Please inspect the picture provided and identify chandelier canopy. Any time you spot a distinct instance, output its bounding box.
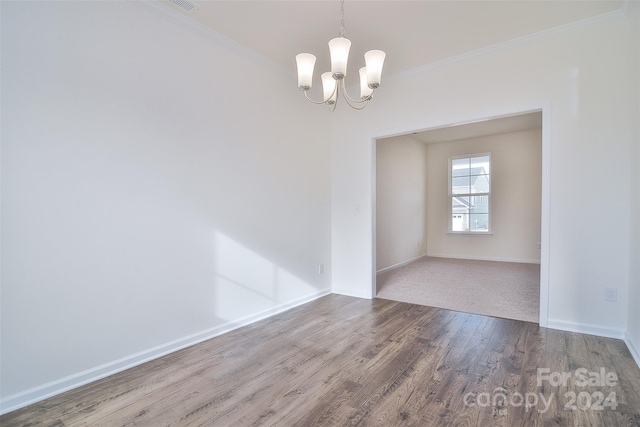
[296,0,386,111]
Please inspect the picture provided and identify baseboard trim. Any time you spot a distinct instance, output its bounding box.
[0,289,331,416]
[624,334,640,370]
[332,287,373,299]
[427,253,541,264]
[376,254,428,275]
[547,319,626,340]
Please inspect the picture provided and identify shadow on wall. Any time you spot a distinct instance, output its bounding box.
[212,231,320,322]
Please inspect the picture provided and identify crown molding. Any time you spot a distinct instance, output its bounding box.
[129,0,631,86]
[386,0,632,83]
[127,0,293,78]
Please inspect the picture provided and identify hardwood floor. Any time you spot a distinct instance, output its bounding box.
[2,295,639,426]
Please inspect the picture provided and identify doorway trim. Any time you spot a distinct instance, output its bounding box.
[370,103,551,327]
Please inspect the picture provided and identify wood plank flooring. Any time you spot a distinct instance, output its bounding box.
[2,295,639,426]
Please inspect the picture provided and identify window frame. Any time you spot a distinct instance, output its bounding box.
[448,153,492,235]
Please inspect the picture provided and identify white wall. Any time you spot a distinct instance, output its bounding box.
[2,1,638,415]
[0,1,331,411]
[331,5,637,337]
[627,2,640,366]
[375,136,428,271]
[426,129,542,263]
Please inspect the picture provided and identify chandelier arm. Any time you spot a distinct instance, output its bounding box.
[331,79,339,104]
[339,80,371,110]
[303,90,330,105]
[339,79,373,105]
[343,96,369,110]
[342,95,369,110]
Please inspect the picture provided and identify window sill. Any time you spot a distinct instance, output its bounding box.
[447,232,493,236]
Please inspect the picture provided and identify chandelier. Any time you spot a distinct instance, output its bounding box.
[295,0,386,111]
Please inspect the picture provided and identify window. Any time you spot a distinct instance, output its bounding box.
[449,154,490,233]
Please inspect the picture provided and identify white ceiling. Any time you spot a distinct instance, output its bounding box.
[161,0,622,80]
[158,0,616,141]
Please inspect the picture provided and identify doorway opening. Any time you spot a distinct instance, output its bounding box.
[372,109,549,324]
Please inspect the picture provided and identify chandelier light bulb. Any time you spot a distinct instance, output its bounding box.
[296,53,316,90]
[359,67,373,99]
[364,50,386,88]
[322,72,337,104]
[328,37,351,79]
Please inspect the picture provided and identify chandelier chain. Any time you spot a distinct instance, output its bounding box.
[339,0,346,37]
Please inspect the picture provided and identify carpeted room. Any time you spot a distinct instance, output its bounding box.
[375,113,542,323]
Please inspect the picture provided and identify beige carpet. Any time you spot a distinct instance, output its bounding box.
[376,256,540,323]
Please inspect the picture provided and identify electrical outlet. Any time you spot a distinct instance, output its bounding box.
[319,264,325,275]
[605,287,617,302]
